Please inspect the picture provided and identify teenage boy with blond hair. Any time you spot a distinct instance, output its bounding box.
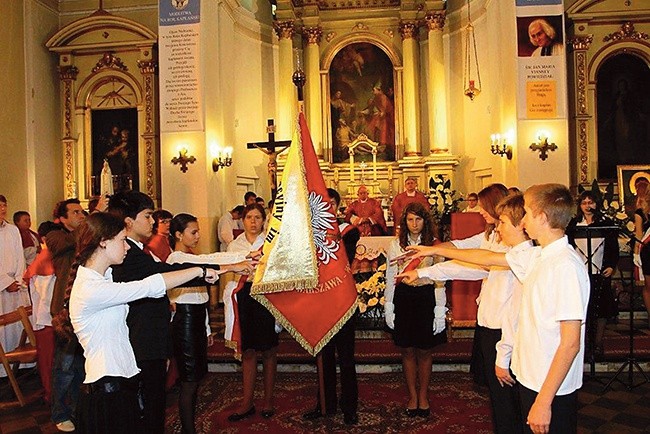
[400,184,589,434]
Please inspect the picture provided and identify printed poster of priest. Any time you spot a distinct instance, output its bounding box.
[516,15,564,58]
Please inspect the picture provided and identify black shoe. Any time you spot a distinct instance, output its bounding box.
[405,408,418,418]
[261,408,275,419]
[344,413,358,425]
[227,406,255,422]
[302,409,323,420]
[417,407,430,418]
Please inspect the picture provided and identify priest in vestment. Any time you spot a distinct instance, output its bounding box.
[344,185,387,236]
[390,177,430,231]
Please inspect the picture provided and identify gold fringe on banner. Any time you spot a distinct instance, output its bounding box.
[251,122,319,295]
[254,293,359,356]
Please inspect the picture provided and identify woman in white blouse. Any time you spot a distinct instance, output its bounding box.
[226,203,279,421]
[384,202,444,418]
[66,213,219,434]
[166,213,250,434]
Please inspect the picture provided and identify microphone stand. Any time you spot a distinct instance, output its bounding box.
[602,228,649,391]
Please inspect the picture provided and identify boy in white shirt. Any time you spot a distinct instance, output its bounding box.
[401,184,589,434]
[400,193,532,433]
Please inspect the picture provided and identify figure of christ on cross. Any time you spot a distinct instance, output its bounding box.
[247,119,291,201]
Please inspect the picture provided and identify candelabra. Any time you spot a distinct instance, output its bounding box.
[490,133,513,160]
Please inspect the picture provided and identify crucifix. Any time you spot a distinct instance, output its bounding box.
[247,119,291,201]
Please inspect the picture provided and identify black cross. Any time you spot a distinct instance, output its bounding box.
[247,119,291,201]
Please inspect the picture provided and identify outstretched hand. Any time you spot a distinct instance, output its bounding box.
[224,260,255,275]
[395,270,419,285]
[204,268,220,284]
[404,245,439,259]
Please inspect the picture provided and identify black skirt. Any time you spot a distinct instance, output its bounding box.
[641,242,650,276]
[392,282,447,349]
[171,303,208,382]
[238,282,279,352]
[76,376,142,434]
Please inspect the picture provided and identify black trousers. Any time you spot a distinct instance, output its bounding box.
[519,384,577,434]
[138,359,167,434]
[475,326,523,434]
[315,314,358,416]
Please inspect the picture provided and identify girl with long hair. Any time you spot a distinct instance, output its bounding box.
[226,203,279,421]
[384,202,445,417]
[166,213,250,434]
[634,188,650,328]
[566,190,619,355]
[395,184,526,434]
[63,213,219,434]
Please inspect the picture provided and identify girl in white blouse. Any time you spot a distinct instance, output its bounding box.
[66,213,219,434]
[166,213,250,434]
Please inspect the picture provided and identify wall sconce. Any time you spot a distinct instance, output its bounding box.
[171,147,196,173]
[490,133,513,160]
[530,131,557,161]
[212,146,233,172]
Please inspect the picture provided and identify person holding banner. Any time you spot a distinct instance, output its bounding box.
[303,188,361,425]
[226,203,279,422]
[384,202,445,418]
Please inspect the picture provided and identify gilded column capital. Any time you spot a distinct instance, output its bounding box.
[274,20,295,40]
[568,35,593,51]
[137,59,157,74]
[424,11,446,31]
[58,65,79,80]
[303,26,323,45]
[604,21,649,42]
[399,21,419,40]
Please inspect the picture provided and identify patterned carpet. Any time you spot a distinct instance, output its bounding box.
[164,372,493,434]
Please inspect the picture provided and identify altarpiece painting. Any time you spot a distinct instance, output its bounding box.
[329,42,396,164]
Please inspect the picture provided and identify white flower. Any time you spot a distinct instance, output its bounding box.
[611,201,619,210]
[616,211,628,221]
[436,184,444,191]
[445,197,453,205]
[603,200,609,209]
[627,221,636,232]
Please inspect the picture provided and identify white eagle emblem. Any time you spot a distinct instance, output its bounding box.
[309,191,339,264]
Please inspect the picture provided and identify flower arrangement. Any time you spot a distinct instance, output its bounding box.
[356,263,386,314]
[428,175,464,240]
[579,179,635,236]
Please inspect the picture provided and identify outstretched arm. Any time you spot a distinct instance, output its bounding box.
[406,245,509,268]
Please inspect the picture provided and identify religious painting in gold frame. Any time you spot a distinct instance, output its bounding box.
[617,165,650,215]
[328,42,396,164]
[90,108,139,196]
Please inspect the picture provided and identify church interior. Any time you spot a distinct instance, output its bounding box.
[2,0,650,432]
[2,0,648,251]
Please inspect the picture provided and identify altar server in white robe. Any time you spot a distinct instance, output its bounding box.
[0,195,30,376]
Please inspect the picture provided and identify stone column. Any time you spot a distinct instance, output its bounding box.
[567,35,593,184]
[274,20,296,141]
[424,11,449,154]
[399,21,420,157]
[303,26,323,158]
[137,56,158,199]
[58,64,79,198]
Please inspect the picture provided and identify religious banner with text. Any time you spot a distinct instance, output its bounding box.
[515,0,567,119]
[159,0,203,131]
[251,113,358,356]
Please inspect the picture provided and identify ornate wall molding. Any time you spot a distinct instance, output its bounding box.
[603,22,649,42]
[91,52,128,73]
[579,120,588,183]
[576,51,588,116]
[399,21,419,40]
[58,65,79,80]
[63,139,75,198]
[274,20,295,40]
[568,34,593,51]
[137,59,157,75]
[303,26,323,45]
[62,80,74,139]
[424,11,446,31]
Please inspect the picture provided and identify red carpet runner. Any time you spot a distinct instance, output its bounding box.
[165,372,493,433]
